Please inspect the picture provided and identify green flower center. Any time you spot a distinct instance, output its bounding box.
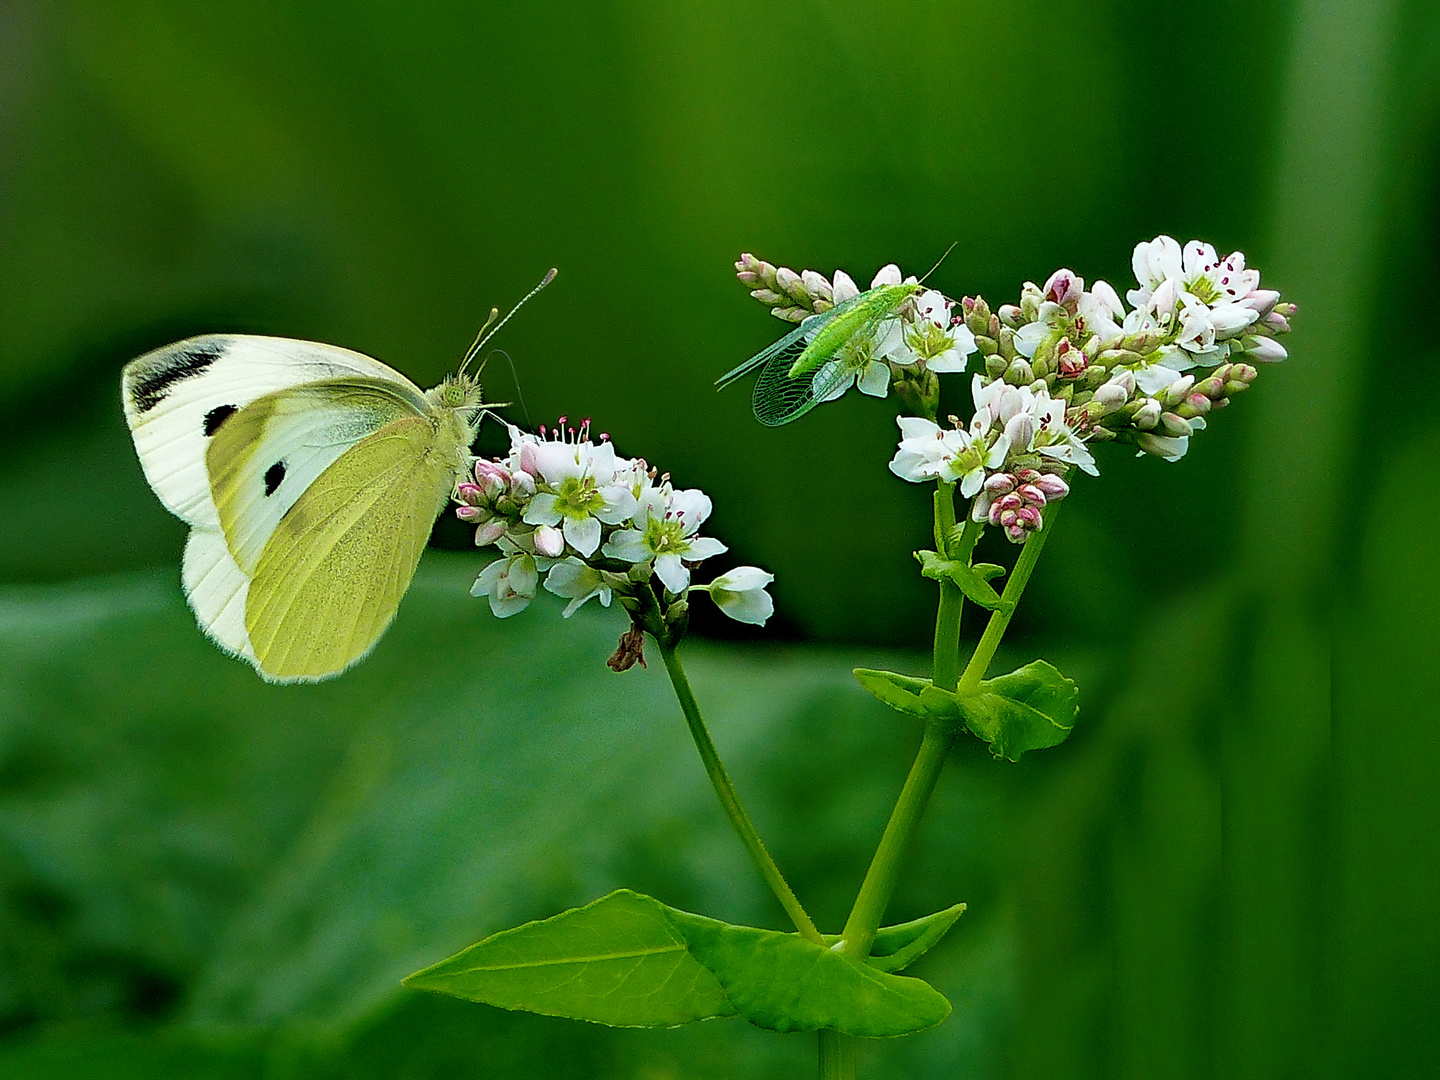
[555,476,604,519]
[1185,275,1220,304]
[643,516,687,554]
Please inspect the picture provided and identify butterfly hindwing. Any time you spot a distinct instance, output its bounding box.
[181,526,256,663]
[242,416,454,682]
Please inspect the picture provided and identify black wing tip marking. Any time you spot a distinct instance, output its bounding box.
[129,338,231,414]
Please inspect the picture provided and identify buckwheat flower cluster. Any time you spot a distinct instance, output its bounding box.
[455,420,774,631]
[874,234,1294,540]
[889,375,1092,541]
[985,235,1293,463]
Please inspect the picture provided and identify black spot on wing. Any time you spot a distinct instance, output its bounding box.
[203,404,238,436]
[130,339,229,413]
[264,461,286,496]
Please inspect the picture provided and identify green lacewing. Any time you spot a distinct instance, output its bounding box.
[717,282,921,426]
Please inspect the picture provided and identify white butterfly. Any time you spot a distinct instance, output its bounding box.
[121,273,551,684]
[121,333,485,683]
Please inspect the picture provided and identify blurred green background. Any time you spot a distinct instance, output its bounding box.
[1,0,1437,1076]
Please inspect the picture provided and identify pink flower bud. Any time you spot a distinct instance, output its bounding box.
[1262,311,1291,334]
[510,471,536,499]
[1016,506,1043,528]
[1094,382,1128,410]
[1133,399,1161,429]
[1006,524,1028,543]
[996,493,1024,513]
[1013,468,1041,483]
[518,442,540,477]
[997,304,1023,328]
[1159,412,1193,437]
[984,473,1017,496]
[801,269,833,302]
[456,505,485,522]
[1240,288,1281,317]
[456,482,484,505]
[774,266,805,301]
[1245,336,1288,362]
[534,525,565,558]
[1033,474,1070,500]
[1004,413,1036,450]
[1017,483,1047,504]
[474,521,506,546]
[1043,268,1083,308]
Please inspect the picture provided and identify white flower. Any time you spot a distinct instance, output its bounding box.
[470,552,539,618]
[699,566,775,626]
[1126,236,1260,359]
[882,289,977,373]
[888,415,1006,497]
[602,486,728,593]
[543,557,616,617]
[971,376,1097,476]
[1076,280,1126,347]
[1136,432,1190,461]
[1128,235,1184,306]
[522,435,639,557]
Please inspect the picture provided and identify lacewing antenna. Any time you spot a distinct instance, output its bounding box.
[919,242,958,283]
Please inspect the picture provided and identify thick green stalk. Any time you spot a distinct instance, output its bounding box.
[839,499,1063,962]
[658,642,823,944]
[838,484,966,960]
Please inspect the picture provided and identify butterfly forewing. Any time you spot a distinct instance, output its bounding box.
[243,416,453,682]
[122,335,427,530]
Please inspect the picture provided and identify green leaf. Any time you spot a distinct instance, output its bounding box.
[408,889,951,1037]
[955,659,1079,761]
[403,890,734,1028]
[853,668,929,718]
[914,550,1010,611]
[664,909,951,1037]
[866,903,968,973]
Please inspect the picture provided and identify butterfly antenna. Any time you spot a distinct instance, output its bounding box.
[458,267,558,377]
[458,307,501,375]
[919,241,959,283]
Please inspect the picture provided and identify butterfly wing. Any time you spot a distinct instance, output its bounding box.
[122,336,455,682]
[239,415,456,682]
[122,334,426,531]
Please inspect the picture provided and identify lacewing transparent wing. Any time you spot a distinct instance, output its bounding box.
[717,285,918,427]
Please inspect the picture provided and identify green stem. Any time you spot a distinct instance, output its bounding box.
[658,642,823,944]
[818,1029,856,1080]
[955,500,1062,696]
[838,499,1064,962]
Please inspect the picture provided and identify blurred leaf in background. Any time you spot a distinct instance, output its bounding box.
[0,0,1438,1078]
